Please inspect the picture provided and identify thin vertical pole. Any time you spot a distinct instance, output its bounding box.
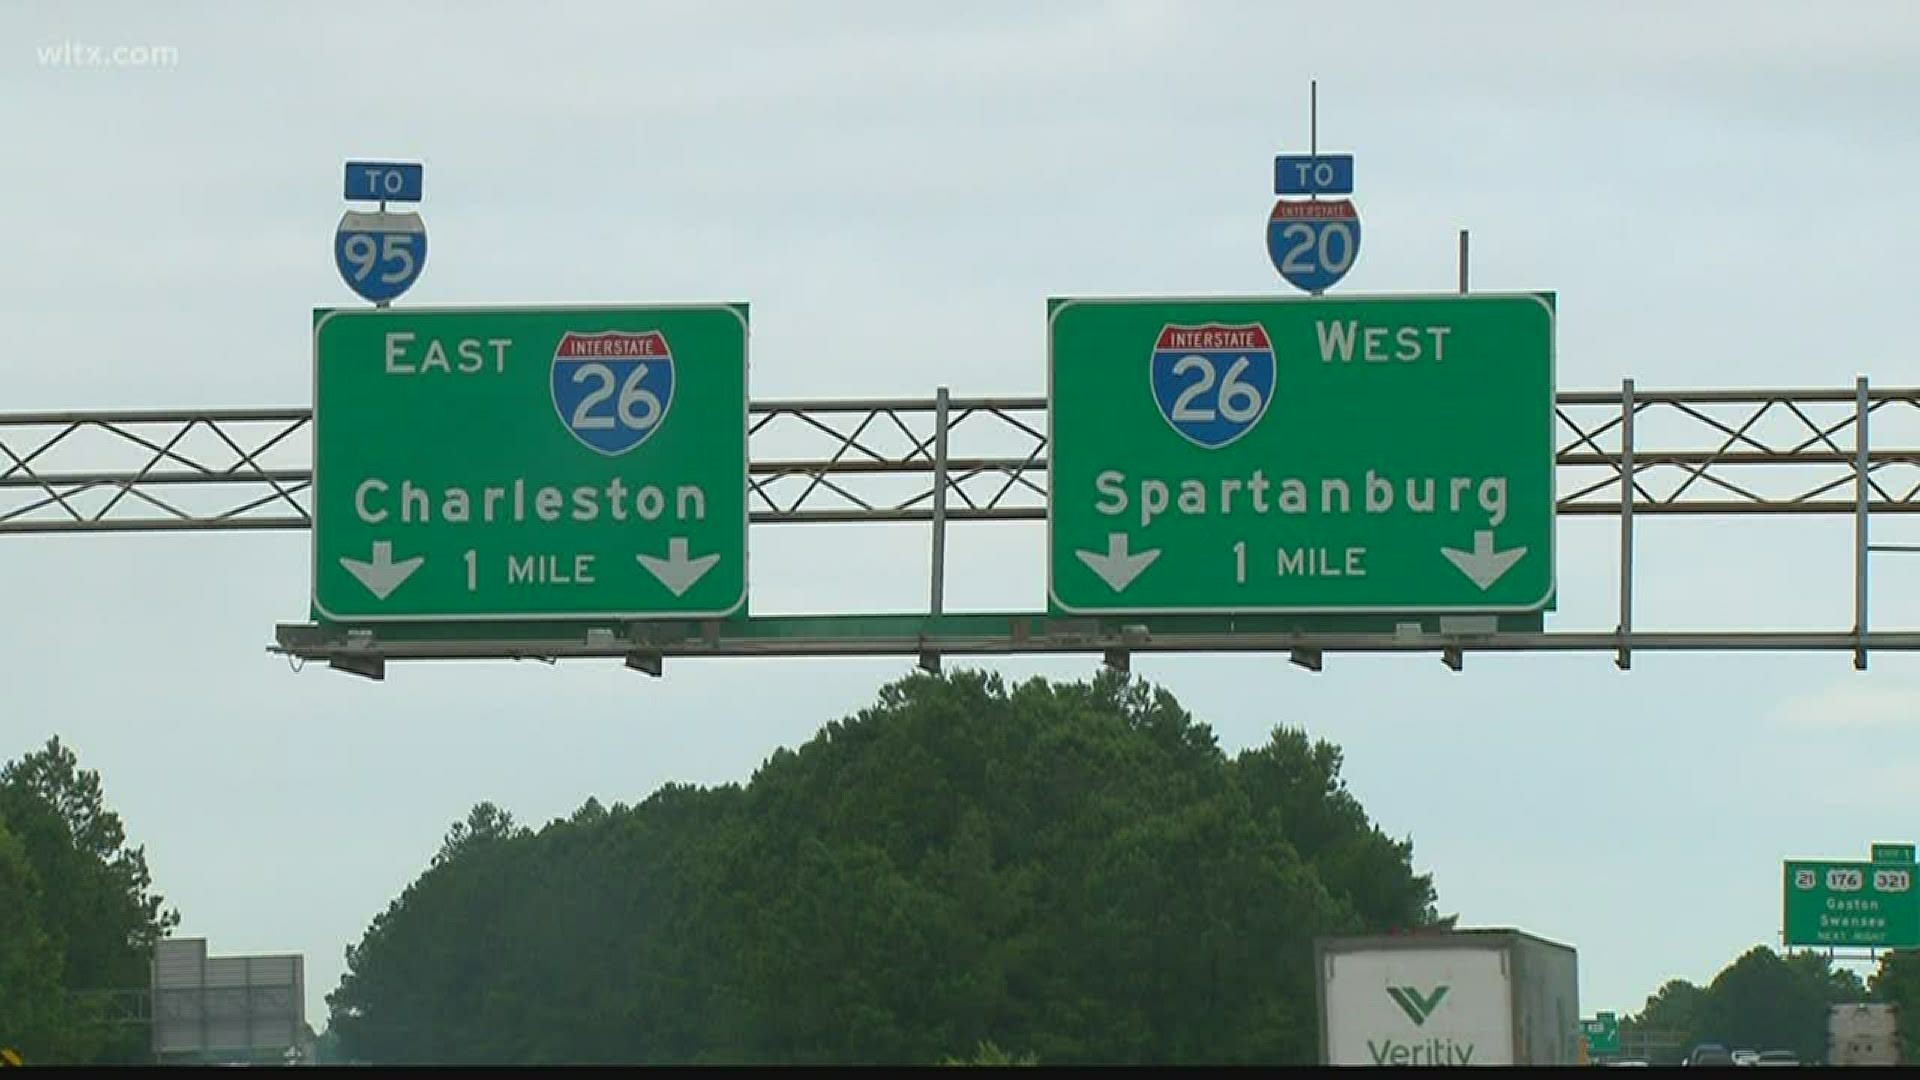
[1308,80,1322,297]
[1457,229,1469,293]
[1617,378,1635,671]
[929,385,951,618]
[1855,375,1870,671]
[1310,79,1317,159]
[918,387,951,675]
[374,199,391,310]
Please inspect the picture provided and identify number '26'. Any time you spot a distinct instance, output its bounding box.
[1168,354,1266,424]
[568,363,662,432]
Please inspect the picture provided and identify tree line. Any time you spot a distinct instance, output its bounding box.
[13,670,1916,1066]
[1620,944,1919,1063]
[0,737,177,1063]
[324,670,1448,1064]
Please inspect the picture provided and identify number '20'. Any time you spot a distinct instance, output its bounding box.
[1276,222,1357,276]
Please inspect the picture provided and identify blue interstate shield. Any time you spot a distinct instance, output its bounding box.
[333,209,428,304]
[1266,198,1361,294]
[551,330,676,455]
[1149,323,1276,449]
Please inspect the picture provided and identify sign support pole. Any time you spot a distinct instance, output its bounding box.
[1437,226,1473,676]
[921,386,951,674]
[1308,80,1323,297]
[374,197,390,310]
[1618,378,1636,670]
[1855,375,1871,670]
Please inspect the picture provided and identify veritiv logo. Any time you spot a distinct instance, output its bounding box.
[1386,985,1450,1025]
[1370,983,1473,1065]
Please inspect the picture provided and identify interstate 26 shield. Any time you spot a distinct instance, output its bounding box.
[1148,322,1275,449]
[550,330,676,455]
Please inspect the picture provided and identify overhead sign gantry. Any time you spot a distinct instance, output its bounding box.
[10,121,1912,680]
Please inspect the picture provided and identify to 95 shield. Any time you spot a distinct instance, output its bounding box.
[1149,323,1275,449]
[551,330,675,455]
[334,209,428,305]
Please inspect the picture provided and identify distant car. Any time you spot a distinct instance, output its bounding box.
[1731,1049,1760,1066]
[1606,1059,1651,1067]
[1689,1043,1735,1066]
[1753,1049,1800,1067]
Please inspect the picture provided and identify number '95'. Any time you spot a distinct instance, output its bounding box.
[340,232,418,284]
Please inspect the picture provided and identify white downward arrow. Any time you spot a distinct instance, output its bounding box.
[1075,532,1160,593]
[339,540,425,600]
[637,537,721,597]
[1440,530,1529,590]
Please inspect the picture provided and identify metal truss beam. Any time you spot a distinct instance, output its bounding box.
[271,612,1920,681]
[6,383,1920,533]
[8,383,1916,672]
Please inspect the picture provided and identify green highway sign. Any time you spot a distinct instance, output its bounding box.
[312,304,748,622]
[1783,859,1920,949]
[1580,1013,1620,1055]
[1047,293,1555,614]
[1872,843,1916,864]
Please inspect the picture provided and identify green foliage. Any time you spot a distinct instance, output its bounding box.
[0,812,84,1061]
[1619,977,1707,1060]
[311,1024,348,1065]
[0,736,179,1063]
[1869,949,1920,1060]
[329,670,1443,1064]
[1622,946,1871,1063]
[1701,947,1855,1061]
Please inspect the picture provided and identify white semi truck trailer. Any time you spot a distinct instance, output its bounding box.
[1315,928,1580,1066]
[1829,1002,1901,1066]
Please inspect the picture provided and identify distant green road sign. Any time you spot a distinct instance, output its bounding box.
[1872,843,1916,864]
[1580,1013,1620,1054]
[1047,293,1555,614]
[312,304,748,622]
[1784,859,1920,948]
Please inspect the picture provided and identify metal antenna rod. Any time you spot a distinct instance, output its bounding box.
[1309,79,1318,170]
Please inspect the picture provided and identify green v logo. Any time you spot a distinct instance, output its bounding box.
[1386,985,1450,1025]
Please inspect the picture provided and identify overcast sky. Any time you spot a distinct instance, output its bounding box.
[5,0,1920,1039]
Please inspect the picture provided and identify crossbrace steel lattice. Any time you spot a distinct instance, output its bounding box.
[4,380,1919,675]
